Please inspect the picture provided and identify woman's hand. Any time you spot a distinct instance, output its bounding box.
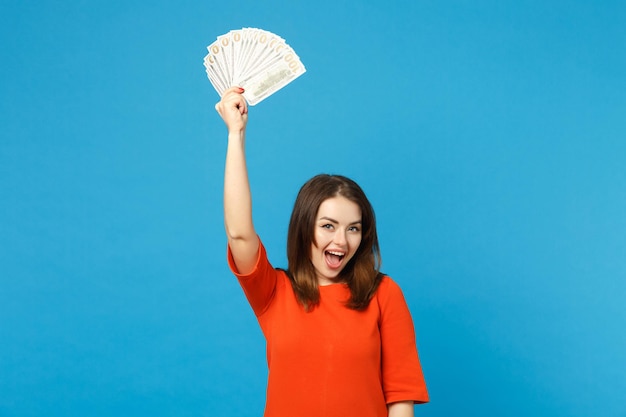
[215,86,248,133]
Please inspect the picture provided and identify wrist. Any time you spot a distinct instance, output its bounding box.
[227,129,246,142]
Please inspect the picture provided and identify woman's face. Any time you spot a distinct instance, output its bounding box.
[310,196,362,286]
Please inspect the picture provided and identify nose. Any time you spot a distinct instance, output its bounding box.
[333,230,347,246]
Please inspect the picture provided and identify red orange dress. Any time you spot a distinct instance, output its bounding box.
[228,241,429,417]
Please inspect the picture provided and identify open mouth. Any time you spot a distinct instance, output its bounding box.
[325,250,345,268]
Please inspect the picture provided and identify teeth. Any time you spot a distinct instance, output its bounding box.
[328,251,345,257]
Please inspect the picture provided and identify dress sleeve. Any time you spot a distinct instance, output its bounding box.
[377,277,430,404]
[227,239,277,317]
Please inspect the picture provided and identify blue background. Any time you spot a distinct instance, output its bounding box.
[1,1,625,416]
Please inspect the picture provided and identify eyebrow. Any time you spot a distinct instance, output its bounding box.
[318,216,362,225]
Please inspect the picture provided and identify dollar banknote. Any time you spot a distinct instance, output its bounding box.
[204,28,306,105]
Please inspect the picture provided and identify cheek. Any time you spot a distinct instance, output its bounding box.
[350,235,363,252]
[312,229,322,248]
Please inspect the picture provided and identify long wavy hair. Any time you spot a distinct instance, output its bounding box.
[285,174,383,311]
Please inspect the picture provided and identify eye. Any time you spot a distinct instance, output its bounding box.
[348,225,361,232]
[321,223,334,230]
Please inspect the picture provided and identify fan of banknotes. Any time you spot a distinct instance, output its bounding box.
[203,28,306,105]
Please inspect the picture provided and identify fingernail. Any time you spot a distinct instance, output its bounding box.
[238,87,245,92]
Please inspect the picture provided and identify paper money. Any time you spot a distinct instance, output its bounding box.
[204,28,306,105]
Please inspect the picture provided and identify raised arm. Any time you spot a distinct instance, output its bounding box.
[216,87,259,274]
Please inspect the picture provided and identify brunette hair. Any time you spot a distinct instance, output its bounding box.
[286,174,383,311]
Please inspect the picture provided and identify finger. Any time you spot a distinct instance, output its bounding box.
[238,97,248,115]
[222,86,245,97]
[222,92,246,114]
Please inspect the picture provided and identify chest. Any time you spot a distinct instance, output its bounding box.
[260,284,382,367]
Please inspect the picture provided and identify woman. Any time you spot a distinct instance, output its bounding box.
[216,87,429,417]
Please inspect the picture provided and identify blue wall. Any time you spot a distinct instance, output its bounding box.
[1,1,625,416]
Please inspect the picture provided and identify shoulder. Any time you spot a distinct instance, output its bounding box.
[373,275,413,321]
[229,238,291,316]
[376,275,406,301]
[228,238,273,279]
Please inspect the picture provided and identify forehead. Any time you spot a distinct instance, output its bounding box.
[316,196,361,221]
